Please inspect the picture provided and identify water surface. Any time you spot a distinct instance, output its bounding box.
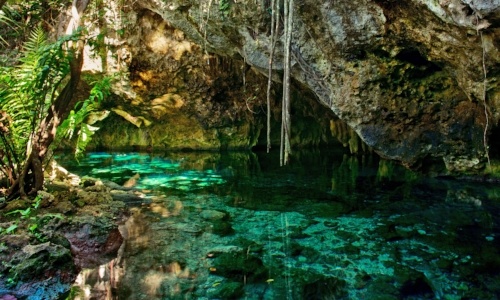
[58,150,500,299]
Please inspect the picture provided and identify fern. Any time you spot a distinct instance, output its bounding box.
[0,5,17,46]
[0,27,76,187]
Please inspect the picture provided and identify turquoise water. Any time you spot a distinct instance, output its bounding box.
[58,150,500,299]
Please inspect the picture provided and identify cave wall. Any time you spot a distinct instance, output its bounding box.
[112,0,499,172]
[86,7,341,151]
[84,0,500,172]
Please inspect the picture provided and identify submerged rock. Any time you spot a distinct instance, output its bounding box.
[200,209,227,221]
[302,277,348,300]
[211,250,267,282]
[207,281,244,299]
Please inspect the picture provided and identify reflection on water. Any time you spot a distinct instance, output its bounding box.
[58,150,500,299]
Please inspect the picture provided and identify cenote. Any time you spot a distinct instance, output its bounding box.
[56,149,500,299]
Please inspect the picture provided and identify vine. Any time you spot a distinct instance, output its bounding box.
[476,14,490,168]
[280,0,293,166]
[265,0,294,165]
[266,0,280,153]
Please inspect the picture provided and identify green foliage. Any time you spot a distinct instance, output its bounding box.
[0,28,69,158]
[0,195,62,242]
[5,272,18,287]
[0,27,81,189]
[65,286,84,300]
[57,76,114,160]
[0,1,61,49]
[219,0,231,19]
[5,195,41,219]
[5,223,18,234]
[0,5,18,46]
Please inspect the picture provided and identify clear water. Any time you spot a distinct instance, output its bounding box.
[57,150,500,299]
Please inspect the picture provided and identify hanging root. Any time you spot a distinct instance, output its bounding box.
[477,15,490,168]
[266,0,279,153]
[280,0,293,166]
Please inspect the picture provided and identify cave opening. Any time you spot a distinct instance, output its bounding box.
[395,48,442,78]
[488,126,500,158]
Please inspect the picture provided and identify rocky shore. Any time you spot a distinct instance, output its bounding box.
[0,168,143,299]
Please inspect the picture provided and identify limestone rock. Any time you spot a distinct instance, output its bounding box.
[75,0,500,172]
[119,0,500,171]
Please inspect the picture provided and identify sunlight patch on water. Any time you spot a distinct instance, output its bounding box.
[59,151,500,299]
[138,172,225,190]
[71,152,227,191]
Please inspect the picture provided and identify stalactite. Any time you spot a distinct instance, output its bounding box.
[329,119,370,154]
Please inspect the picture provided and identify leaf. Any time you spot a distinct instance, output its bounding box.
[40,213,63,220]
[5,207,31,218]
[75,123,99,159]
[32,195,42,209]
[0,26,75,190]
[29,223,38,233]
[5,224,17,234]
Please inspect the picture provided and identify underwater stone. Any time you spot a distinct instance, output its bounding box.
[395,268,435,299]
[210,220,234,236]
[302,277,348,300]
[211,251,267,282]
[200,210,227,221]
[170,223,202,235]
[400,276,435,299]
[207,281,244,299]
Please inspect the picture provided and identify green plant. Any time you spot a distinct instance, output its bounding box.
[27,222,46,242]
[5,207,31,219]
[4,195,41,219]
[0,5,17,46]
[6,272,18,287]
[2,196,62,241]
[0,27,80,197]
[1,0,93,200]
[57,75,114,160]
[65,286,84,300]
[219,0,231,19]
[4,223,18,234]
[29,212,63,242]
